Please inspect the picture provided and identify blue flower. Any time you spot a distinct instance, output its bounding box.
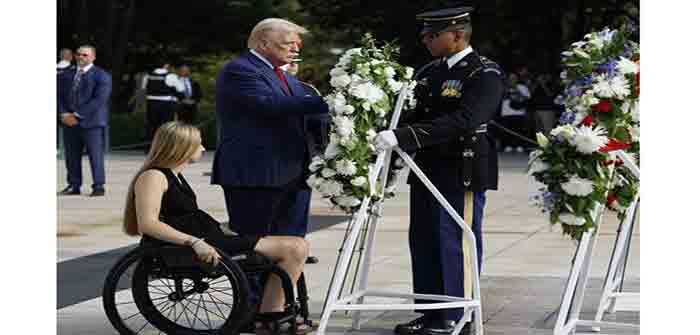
[542,191,557,211]
[559,111,577,125]
[594,60,618,76]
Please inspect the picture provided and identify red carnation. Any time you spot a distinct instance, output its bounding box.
[603,159,624,166]
[593,100,612,113]
[599,138,631,153]
[606,193,617,207]
[581,115,593,126]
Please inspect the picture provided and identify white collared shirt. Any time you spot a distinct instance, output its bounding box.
[250,49,274,69]
[445,46,474,69]
[77,63,93,74]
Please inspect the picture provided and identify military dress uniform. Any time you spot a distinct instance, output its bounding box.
[144,68,184,151]
[392,6,505,335]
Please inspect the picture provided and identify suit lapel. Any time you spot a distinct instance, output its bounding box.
[244,51,292,96]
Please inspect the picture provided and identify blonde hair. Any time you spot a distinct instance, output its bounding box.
[247,18,308,49]
[123,122,202,236]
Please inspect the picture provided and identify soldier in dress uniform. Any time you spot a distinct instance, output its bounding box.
[143,63,185,152]
[374,6,505,335]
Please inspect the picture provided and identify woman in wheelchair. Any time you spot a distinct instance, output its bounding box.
[122,121,312,334]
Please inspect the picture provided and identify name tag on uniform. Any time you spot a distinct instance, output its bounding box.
[441,80,463,98]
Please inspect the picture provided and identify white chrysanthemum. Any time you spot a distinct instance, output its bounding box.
[528,158,550,175]
[573,126,608,154]
[550,124,576,141]
[324,142,340,159]
[631,102,640,123]
[319,180,343,197]
[334,195,361,208]
[559,213,586,226]
[342,105,355,115]
[351,176,367,187]
[321,167,337,178]
[330,74,352,88]
[561,176,595,196]
[384,66,396,79]
[592,75,615,98]
[309,156,325,172]
[617,57,639,75]
[349,82,385,103]
[335,159,358,176]
[610,75,631,98]
[404,67,414,79]
[387,78,403,93]
[333,116,355,138]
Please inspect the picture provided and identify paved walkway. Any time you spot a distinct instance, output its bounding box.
[57,152,639,334]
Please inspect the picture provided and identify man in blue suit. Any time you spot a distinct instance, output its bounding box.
[57,45,112,196]
[212,18,329,237]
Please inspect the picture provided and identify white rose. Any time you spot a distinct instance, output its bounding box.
[333,116,355,138]
[351,176,367,187]
[321,167,337,178]
[319,180,343,197]
[528,158,550,175]
[559,213,586,226]
[561,176,595,197]
[404,67,414,79]
[306,174,322,189]
[343,105,355,114]
[330,74,352,88]
[384,67,396,79]
[308,156,325,172]
[332,93,347,112]
[387,79,403,93]
[329,67,347,77]
[324,142,341,159]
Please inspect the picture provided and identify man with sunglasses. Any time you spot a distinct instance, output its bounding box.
[57,45,112,196]
[374,7,505,335]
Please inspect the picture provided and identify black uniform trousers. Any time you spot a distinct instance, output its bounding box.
[145,100,177,149]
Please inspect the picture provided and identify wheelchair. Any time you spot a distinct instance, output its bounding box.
[102,242,314,334]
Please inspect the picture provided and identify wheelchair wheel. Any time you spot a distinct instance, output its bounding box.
[103,247,165,335]
[131,247,251,335]
[103,247,252,335]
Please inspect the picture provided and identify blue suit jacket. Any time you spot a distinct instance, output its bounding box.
[57,65,112,128]
[212,51,329,187]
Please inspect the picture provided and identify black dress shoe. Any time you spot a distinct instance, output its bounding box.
[58,186,80,196]
[419,320,471,335]
[395,316,430,335]
[90,189,105,197]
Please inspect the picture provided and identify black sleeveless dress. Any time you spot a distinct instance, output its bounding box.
[141,167,259,254]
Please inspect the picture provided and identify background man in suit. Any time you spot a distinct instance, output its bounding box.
[57,48,73,74]
[57,45,112,196]
[212,18,328,238]
[176,64,202,124]
[374,7,504,335]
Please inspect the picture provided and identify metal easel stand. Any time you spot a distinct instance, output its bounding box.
[553,151,640,335]
[316,85,483,335]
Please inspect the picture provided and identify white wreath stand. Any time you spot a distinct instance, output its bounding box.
[316,86,484,335]
[553,151,640,335]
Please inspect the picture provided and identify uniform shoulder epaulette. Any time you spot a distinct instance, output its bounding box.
[413,59,442,80]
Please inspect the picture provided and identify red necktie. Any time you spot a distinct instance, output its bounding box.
[273,66,291,95]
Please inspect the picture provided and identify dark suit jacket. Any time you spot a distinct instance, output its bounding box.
[182,77,203,104]
[211,51,329,187]
[57,65,112,128]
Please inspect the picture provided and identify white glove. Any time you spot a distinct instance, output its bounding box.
[191,238,221,266]
[374,130,398,151]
